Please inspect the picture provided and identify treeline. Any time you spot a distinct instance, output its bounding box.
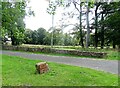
[59,1,120,49]
[0,1,120,49]
[24,28,76,46]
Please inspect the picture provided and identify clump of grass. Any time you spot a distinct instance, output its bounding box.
[105,50,120,60]
[2,55,118,86]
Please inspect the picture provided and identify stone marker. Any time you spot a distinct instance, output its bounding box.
[35,62,49,74]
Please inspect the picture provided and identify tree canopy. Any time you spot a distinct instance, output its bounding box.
[1,0,34,45]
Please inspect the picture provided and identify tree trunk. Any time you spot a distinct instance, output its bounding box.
[113,40,116,49]
[86,2,90,48]
[101,13,104,49]
[79,2,84,48]
[94,3,100,48]
[51,14,54,48]
[11,30,16,45]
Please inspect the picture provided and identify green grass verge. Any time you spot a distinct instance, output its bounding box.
[2,54,118,86]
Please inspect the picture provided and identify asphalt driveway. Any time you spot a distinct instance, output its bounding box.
[1,50,119,75]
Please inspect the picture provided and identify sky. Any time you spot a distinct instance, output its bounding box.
[24,0,65,31]
[24,0,95,33]
[24,0,52,31]
[24,0,79,33]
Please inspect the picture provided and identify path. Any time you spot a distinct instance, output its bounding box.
[1,50,119,74]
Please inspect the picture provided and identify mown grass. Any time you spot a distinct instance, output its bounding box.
[2,54,118,86]
[21,44,116,51]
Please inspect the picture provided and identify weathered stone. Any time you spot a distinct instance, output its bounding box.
[35,62,49,74]
[2,45,107,58]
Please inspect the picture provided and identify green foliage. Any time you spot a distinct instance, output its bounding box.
[47,1,57,15]
[0,27,6,38]
[1,0,120,50]
[43,32,51,45]
[24,28,75,46]
[24,29,33,44]
[37,28,46,45]
[1,1,33,45]
[98,2,120,48]
[53,28,63,45]
[104,12,120,46]
[64,33,73,46]
[25,28,47,45]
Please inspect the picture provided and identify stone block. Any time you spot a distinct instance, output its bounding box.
[35,62,49,74]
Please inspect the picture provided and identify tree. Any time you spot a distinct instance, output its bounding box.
[37,28,46,45]
[2,1,34,45]
[94,2,101,48]
[52,28,62,45]
[71,23,86,46]
[24,29,33,44]
[43,32,51,45]
[99,2,120,49]
[31,30,38,44]
[104,12,120,49]
[72,1,84,47]
[100,12,104,49]
[47,1,57,47]
[64,33,73,46]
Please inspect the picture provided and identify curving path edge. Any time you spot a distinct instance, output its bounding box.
[1,50,119,75]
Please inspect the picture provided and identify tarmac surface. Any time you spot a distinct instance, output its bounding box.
[1,50,119,75]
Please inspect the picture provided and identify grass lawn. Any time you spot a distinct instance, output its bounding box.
[1,54,118,86]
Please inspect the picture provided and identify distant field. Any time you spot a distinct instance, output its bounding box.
[21,44,117,51]
[2,55,118,86]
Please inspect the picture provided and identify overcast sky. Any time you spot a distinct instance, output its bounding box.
[24,0,80,33]
[24,0,63,31]
[24,0,95,33]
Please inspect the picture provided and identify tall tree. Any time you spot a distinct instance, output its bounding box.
[100,12,104,49]
[86,1,90,48]
[47,1,57,47]
[37,28,46,45]
[31,30,38,44]
[2,0,34,45]
[72,1,84,47]
[24,29,33,44]
[104,11,120,49]
[94,2,101,48]
[43,31,51,45]
[99,2,120,49]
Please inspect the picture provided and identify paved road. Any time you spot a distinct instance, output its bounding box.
[1,50,119,75]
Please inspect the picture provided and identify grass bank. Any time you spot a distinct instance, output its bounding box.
[2,54,118,86]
